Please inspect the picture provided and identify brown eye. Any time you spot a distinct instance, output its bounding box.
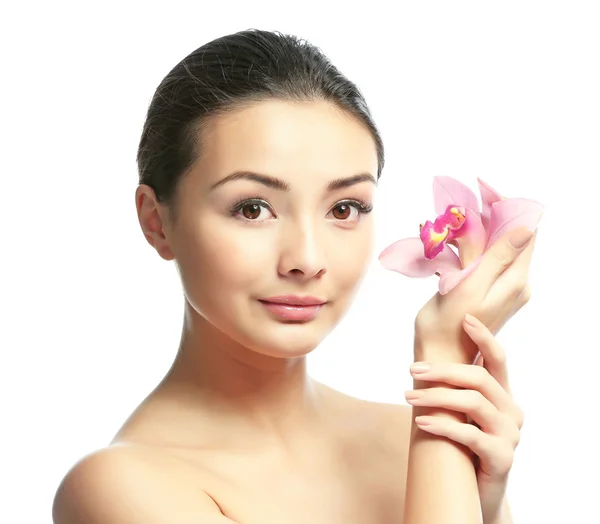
[232,200,275,221]
[332,204,352,220]
[242,203,262,220]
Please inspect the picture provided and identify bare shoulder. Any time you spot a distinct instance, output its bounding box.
[320,380,411,423]
[359,398,413,451]
[52,444,237,524]
[317,381,412,453]
[365,397,413,425]
[330,389,413,497]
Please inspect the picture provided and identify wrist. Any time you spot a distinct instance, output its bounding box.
[413,336,475,364]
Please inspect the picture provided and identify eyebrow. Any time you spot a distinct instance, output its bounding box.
[209,171,377,192]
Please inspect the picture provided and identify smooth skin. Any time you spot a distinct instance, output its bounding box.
[410,316,523,524]
[52,99,536,523]
[405,227,536,524]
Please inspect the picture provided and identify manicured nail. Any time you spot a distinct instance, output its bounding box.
[509,229,534,248]
[410,362,431,374]
[464,313,479,326]
[404,390,423,400]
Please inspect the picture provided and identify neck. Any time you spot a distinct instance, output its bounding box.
[159,299,328,452]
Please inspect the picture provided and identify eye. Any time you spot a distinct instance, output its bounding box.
[230,199,275,222]
[328,200,373,222]
[331,203,358,221]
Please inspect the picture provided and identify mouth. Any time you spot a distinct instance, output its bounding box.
[259,295,326,306]
[258,296,326,322]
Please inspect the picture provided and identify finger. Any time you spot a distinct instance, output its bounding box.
[502,229,538,283]
[487,283,532,335]
[487,230,537,306]
[503,285,532,324]
[414,416,515,478]
[410,361,513,413]
[463,314,511,394]
[405,387,507,435]
[466,227,535,294]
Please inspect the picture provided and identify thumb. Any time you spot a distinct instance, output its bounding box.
[471,227,534,293]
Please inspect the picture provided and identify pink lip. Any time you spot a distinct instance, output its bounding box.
[260,295,326,306]
[259,301,323,321]
[258,296,326,322]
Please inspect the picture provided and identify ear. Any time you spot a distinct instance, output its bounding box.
[135,185,175,261]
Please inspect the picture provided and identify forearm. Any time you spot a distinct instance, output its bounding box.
[403,342,481,524]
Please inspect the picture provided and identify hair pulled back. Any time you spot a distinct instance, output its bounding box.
[137,29,385,224]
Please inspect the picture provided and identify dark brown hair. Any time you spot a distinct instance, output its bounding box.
[137,29,385,224]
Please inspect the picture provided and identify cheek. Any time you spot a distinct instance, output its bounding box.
[177,222,272,297]
[329,227,373,287]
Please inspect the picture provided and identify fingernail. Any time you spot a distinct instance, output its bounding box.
[404,390,423,400]
[415,416,431,426]
[464,313,479,326]
[509,229,534,248]
[410,362,431,374]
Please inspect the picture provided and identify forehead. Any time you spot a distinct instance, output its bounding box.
[196,100,378,184]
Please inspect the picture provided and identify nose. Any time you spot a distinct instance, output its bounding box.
[277,219,327,279]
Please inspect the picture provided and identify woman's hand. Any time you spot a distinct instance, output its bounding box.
[406,314,522,523]
[414,227,537,363]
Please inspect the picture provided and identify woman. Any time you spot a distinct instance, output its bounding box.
[52,29,535,523]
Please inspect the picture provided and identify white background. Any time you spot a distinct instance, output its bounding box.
[2,1,599,522]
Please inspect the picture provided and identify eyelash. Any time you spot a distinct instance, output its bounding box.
[228,196,374,221]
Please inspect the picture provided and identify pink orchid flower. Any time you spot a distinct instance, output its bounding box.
[378,176,544,295]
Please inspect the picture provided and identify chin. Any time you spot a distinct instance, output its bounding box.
[228,303,342,358]
[196,298,346,359]
[243,322,334,358]
[247,300,346,357]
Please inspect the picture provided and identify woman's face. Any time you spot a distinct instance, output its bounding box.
[159,100,378,357]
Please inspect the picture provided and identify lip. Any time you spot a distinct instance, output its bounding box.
[259,301,323,321]
[260,295,326,306]
[258,296,326,322]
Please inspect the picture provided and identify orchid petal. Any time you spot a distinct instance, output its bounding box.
[438,255,483,295]
[486,198,545,249]
[420,220,448,259]
[451,208,487,267]
[379,237,462,278]
[477,178,503,231]
[433,176,480,216]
